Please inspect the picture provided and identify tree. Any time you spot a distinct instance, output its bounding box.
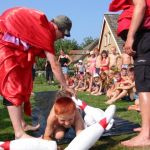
[80,36,96,48]
[36,57,46,71]
[36,37,97,70]
[55,39,82,54]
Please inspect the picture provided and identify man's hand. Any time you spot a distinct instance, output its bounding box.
[63,86,76,97]
[124,37,136,56]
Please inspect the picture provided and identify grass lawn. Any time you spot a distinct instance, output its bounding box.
[0,76,148,150]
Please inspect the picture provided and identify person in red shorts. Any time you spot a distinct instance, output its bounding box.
[109,0,150,147]
[0,7,75,139]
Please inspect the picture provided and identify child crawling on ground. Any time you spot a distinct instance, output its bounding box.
[43,91,85,141]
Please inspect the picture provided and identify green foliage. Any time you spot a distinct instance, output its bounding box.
[35,36,97,70]
[36,58,46,70]
[80,36,97,48]
[55,39,82,54]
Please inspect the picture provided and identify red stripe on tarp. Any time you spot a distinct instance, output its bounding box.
[0,141,10,150]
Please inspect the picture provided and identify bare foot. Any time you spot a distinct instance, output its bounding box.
[93,92,103,96]
[133,127,141,132]
[121,134,150,147]
[128,105,140,111]
[86,89,91,92]
[23,124,40,132]
[105,100,114,105]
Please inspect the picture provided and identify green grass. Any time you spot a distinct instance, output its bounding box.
[0,76,146,150]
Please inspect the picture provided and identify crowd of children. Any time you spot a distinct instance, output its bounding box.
[67,46,138,110]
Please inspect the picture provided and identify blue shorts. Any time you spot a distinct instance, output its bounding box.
[62,67,68,74]
[121,64,129,69]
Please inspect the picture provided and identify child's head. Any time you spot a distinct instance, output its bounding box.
[121,68,127,76]
[111,46,116,54]
[100,71,107,80]
[54,96,76,128]
[94,47,99,55]
[128,67,135,80]
[93,73,100,82]
[108,70,114,77]
[78,60,83,65]
[85,72,91,79]
[114,71,121,82]
[101,50,108,58]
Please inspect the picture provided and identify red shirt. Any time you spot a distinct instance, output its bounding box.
[0,7,56,55]
[0,7,57,115]
[109,0,150,35]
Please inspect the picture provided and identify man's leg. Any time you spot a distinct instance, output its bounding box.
[121,92,150,147]
[7,105,34,139]
[21,120,40,132]
[138,92,150,137]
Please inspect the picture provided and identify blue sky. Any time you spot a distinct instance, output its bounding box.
[0,0,112,44]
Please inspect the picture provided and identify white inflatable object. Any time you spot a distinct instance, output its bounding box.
[72,97,104,120]
[0,138,57,150]
[65,105,116,150]
[105,118,115,131]
[72,96,115,130]
[84,114,95,127]
[84,108,104,127]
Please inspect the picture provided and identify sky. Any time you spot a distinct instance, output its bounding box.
[0,0,112,44]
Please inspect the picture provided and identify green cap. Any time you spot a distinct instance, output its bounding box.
[53,15,72,37]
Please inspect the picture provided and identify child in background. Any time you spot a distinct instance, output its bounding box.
[109,46,119,69]
[43,94,84,141]
[105,71,125,104]
[116,56,122,71]
[74,75,85,91]
[68,75,75,88]
[99,50,110,74]
[76,60,85,78]
[120,50,134,69]
[106,69,135,104]
[70,75,80,89]
[106,70,115,99]
[100,71,108,94]
[88,51,96,75]
[91,73,103,96]
[120,68,128,80]
[78,72,91,92]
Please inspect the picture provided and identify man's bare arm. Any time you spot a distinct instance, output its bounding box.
[124,0,146,55]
